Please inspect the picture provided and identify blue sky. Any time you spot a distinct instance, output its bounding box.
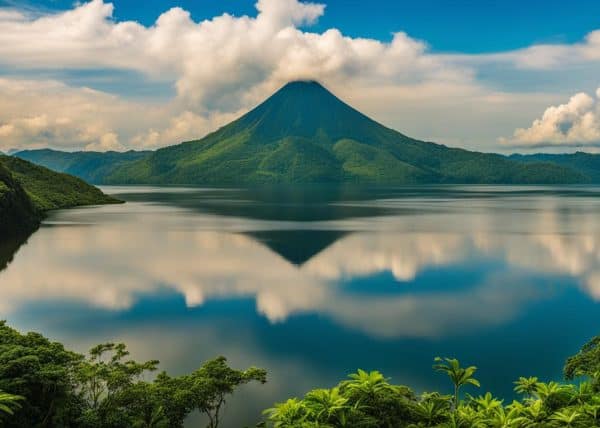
[6,0,600,52]
[0,0,599,153]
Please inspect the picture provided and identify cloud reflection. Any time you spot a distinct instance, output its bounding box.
[1,200,599,340]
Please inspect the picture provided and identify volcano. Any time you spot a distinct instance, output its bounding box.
[101,80,584,184]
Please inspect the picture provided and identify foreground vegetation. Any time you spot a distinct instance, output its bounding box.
[0,321,266,428]
[263,352,600,428]
[2,321,600,427]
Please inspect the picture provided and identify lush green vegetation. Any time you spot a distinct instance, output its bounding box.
[0,321,266,428]
[14,149,152,184]
[263,345,600,428]
[510,152,600,183]
[102,81,589,185]
[3,321,600,427]
[0,161,41,235]
[0,155,120,211]
[0,155,120,236]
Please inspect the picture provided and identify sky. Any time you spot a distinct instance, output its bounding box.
[1,0,600,153]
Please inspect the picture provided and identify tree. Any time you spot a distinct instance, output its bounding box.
[75,342,161,428]
[564,334,600,389]
[0,322,268,428]
[179,356,267,428]
[0,320,85,427]
[433,357,480,410]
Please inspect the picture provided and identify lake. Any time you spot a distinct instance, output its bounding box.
[2,185,600,427]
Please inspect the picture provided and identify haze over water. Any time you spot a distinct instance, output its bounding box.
[2,185,600,427]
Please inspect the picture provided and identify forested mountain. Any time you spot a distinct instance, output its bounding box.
[510,152,600,183]
[13,81,598,185]
[103,81,588,185]
[14,149,151,184]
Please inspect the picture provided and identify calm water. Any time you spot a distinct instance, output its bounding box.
[2,185,600,426]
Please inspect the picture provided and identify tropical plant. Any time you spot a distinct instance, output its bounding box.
[513,376,539,400]
[263,398,309,427]
[433,357,481,410]
[549,408,583,427]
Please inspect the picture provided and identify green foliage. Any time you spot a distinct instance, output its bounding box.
[433,357,480,410]
[511,152,600,182]
[264,345,600,428]
[0,322,267,428]
[6,321,600,427]
[159,356,267,428]
[0,155,119,235]
[564,334,600,389]
[0,320,85,427]
[0,155,120,211]
[0,161,40,235]
[0,390,24,416]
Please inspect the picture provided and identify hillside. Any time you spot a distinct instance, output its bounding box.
[0,155,121,235]
[103,81,586,185]
[14,149,151,184]
[510,152,600,182]
[0,155,120,211]
[0,161,40,236]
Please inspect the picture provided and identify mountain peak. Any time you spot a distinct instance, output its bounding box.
[230,79,385,144]
[280,79,326,88]
[273,79,334,99]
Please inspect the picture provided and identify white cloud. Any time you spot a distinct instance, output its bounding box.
[0,0,479,151]
[0,0,600,152]
[0,78,127,151]
[500,88,600,147]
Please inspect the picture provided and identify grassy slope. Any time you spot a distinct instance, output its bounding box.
[14,149,152,184]
[106,82,587,185]
[0,155,120,212]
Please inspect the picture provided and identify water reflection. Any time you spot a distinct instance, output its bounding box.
[1,212,599,334]
[2,186,600,426]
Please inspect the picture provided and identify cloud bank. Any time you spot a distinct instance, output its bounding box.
[0,0,600,152]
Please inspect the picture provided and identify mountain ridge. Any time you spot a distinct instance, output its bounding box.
[104,81,586,185]
[13,81,600,185]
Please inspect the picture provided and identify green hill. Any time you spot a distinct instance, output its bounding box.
[510,152,600,182]
[103,80,586,185]
[13,149,151,184]
[0,155,120,235]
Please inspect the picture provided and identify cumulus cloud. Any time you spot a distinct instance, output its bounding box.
[500,88,600,147]
[0,0,478,151]
[1,0,600,151]
[0,77,240,152]
[0,78,127,151]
